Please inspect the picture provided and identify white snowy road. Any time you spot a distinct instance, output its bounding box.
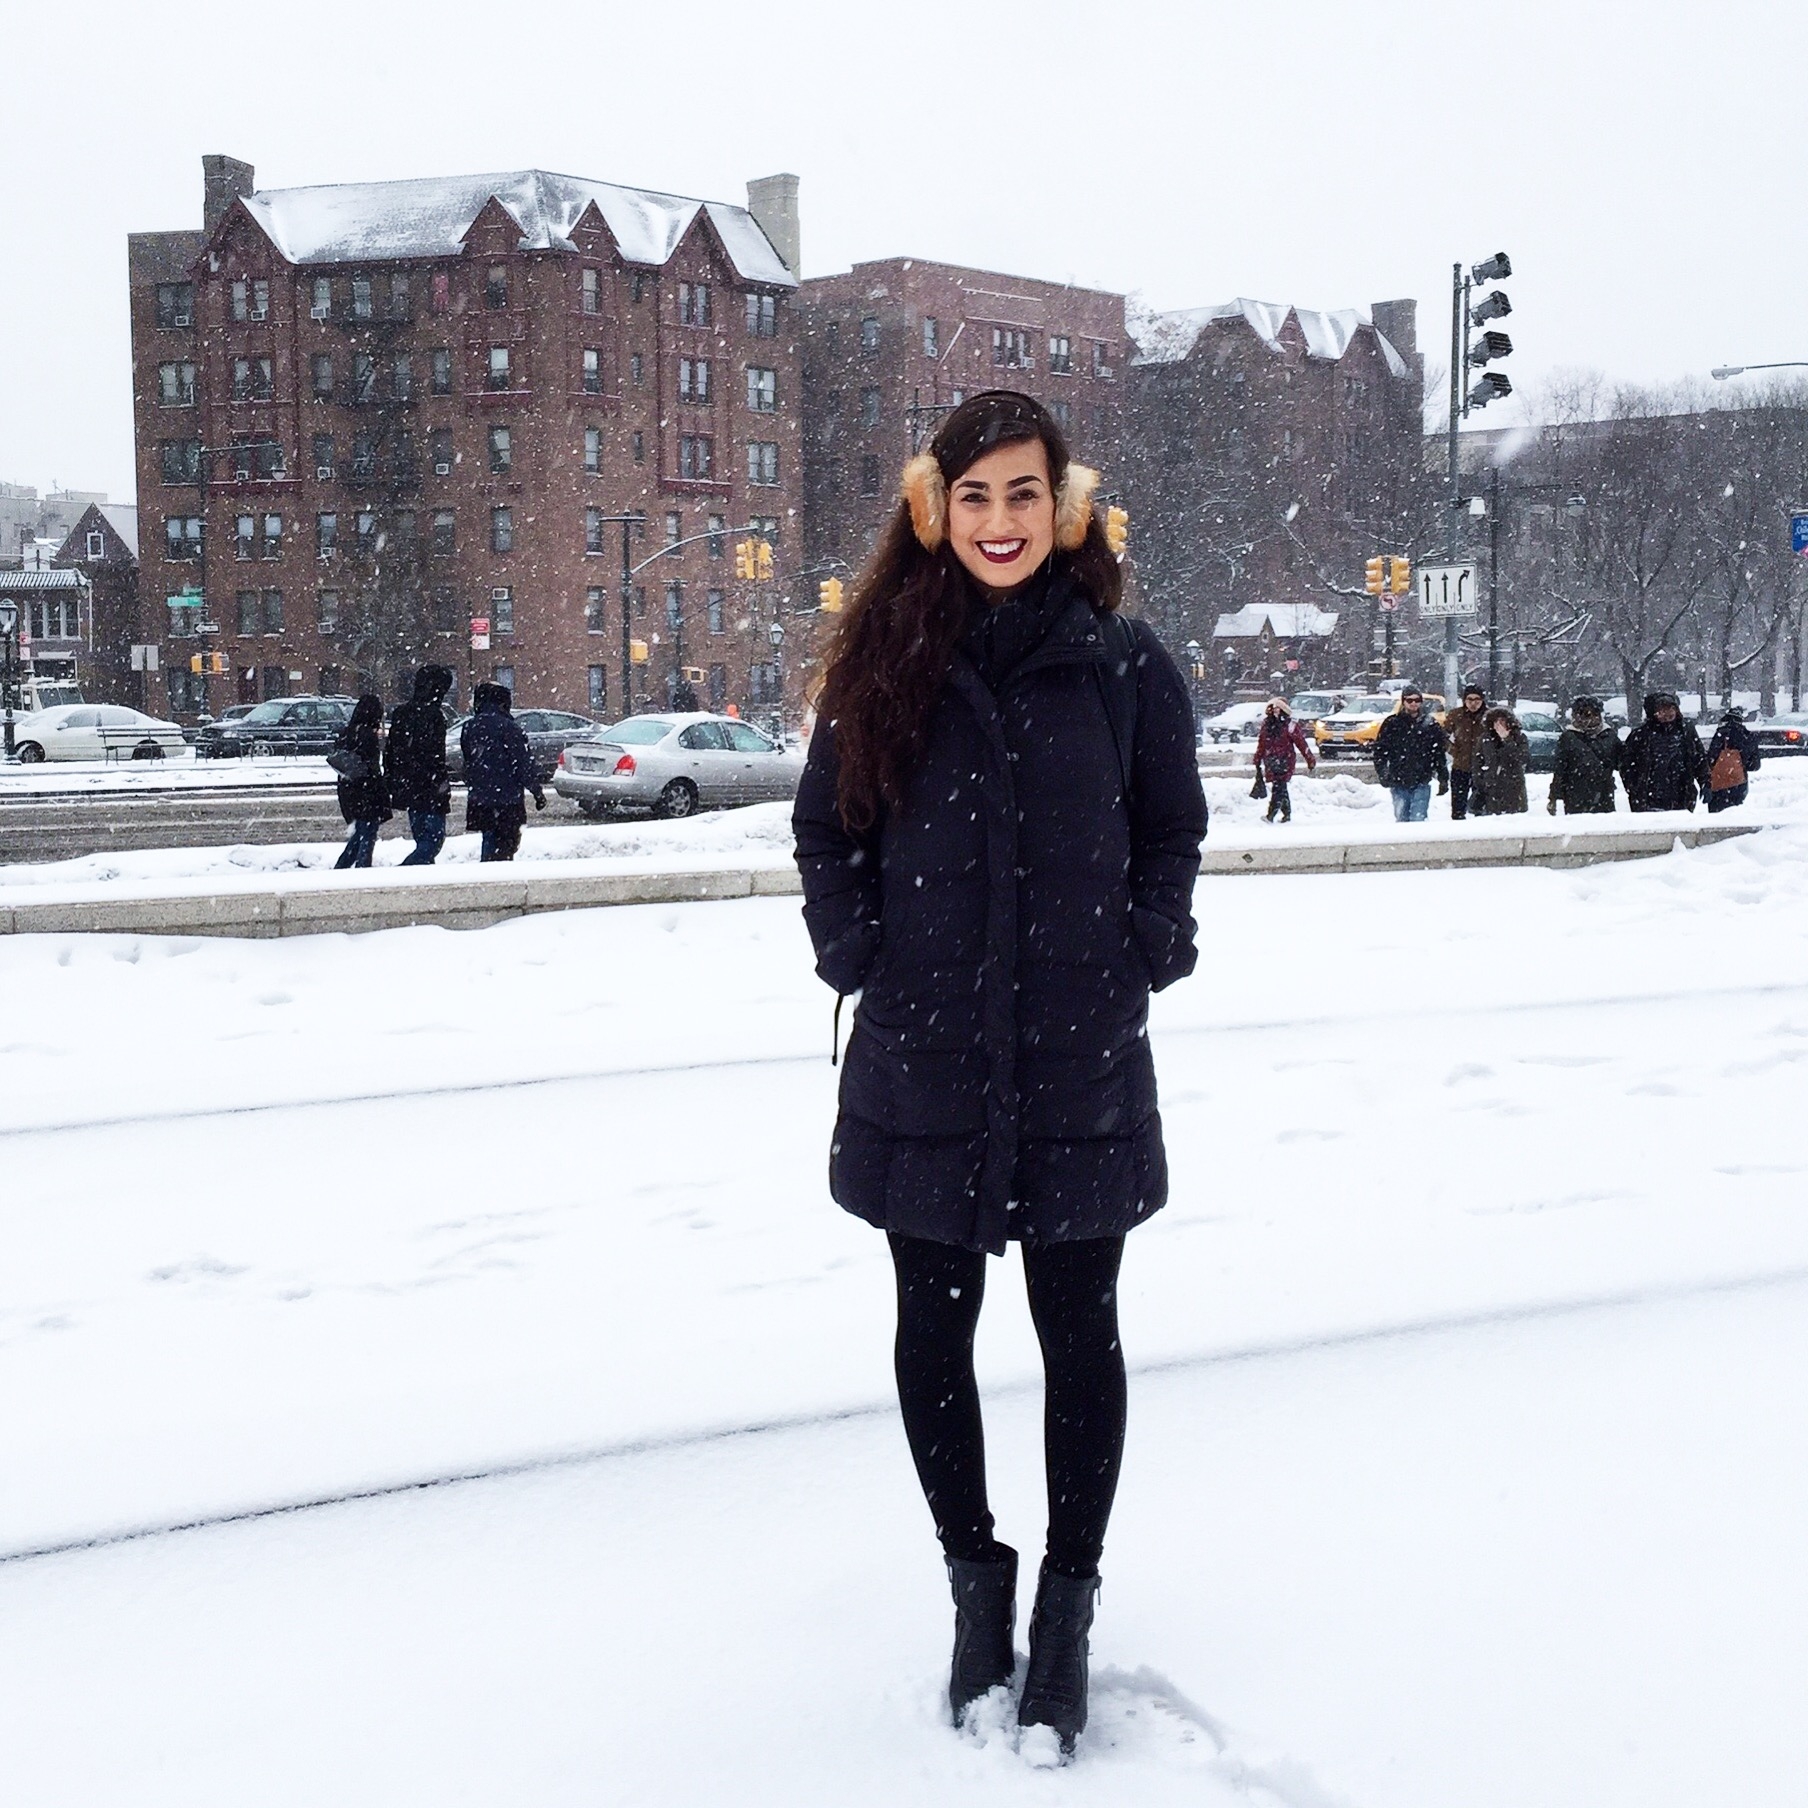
[4,827,1808,1801]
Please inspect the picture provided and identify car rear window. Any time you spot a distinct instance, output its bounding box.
[598,718,675,745]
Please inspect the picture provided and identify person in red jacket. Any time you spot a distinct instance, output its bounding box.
[1253,696,1316,823]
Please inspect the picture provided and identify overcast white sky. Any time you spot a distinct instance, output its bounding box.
[6,0,1805,501]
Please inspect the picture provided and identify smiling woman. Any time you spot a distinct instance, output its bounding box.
[794,390,1207,1758]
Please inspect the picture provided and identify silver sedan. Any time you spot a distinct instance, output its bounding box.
[552,713,805,818]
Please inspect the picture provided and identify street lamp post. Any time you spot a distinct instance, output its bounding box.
[1183,638,1203,739]
[0,599,17,758]
[767,618,787,738]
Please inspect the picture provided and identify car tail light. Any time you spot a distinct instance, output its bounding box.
[612,753,636,775]
[557,750,566,769]
[1788,730,1801,743]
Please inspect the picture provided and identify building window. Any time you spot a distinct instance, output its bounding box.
[488,346,510,391]
[430,427,454,474]
[237,589,259,635]
[746,293,777,338]
[430,347,452,395]
[165,516,204,560]
[992,327,1030,368]
[317,589,339,632]
[311,433,335,478]
[485,264,508,309]
[351,277,373,321]
[859,387,880,427]
[432,510,455,556]
[707,513,726,557]
[680,357,711,403]
[1050,400,1072,431]
[581,268,601,314]
[632,431,645,464]
[490,507,513,554]
[749,515,779,546]
[746,366,776,412]
[233,356,273,401]
[316,512,338,557]
[389,274,411,319]
[492,586,514,634]
[430,271,450,314]
[1092,341,1114,378]
[263,513,283,559]
[665,510,682,547]
[633,585,647,618]
[392,354,413,401]
[860,454,881,496]
[679,435,714,480]
[155,283,195,328]
[707,589,725,633]
[30,596,79,639]
[860,316,880,352]
[264,589,284,633]
[85,529,106,560]
[826,321,839,352]
[352,353,376,403]
[350,430,376,480]
[432,585,459,631]
[393,432,417,482]
[355,511,376,552]
[393,508,417,548]
[630,352,644,388]
[311,353,333,398]
[588,665,608,713]
[922,317,939,358]
[747,441,779,486]
[320,664,342,694]
[489,424,512,474]
[709,663,727,711]
[586,507,605,554]
[665,581,683,628]
[582,347,602,393]
[631,271,648,304]
[234,514,255,559]
[1049,335,1072,374]
[679,281,711,326]
[230,279,269,322]
[309,276,332,319]
[585,587,608,632]
[492,664,515,692]
[584,427,602,472]
[160,440,201,483]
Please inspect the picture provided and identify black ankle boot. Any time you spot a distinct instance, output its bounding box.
[945,1544,1018,1724]
[1016,1561,1098,1755]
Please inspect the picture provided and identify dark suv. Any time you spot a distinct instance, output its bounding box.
[196,696,356,758]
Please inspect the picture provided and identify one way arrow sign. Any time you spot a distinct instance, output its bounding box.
[1417,563,1478,618]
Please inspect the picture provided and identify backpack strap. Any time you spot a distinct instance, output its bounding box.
[1090,610,1140,804]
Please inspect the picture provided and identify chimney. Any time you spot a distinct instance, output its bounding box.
[203,154,256,234]
[1370,298,1417,361]
[746,173,801,279]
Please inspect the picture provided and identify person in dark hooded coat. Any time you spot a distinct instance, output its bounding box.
[1548,696,1621,814]
[385,664,455,864]
[1703,706,1762,812]
[793,391,1206,1756]
[330,694,390,869]
[460,682,543,861]
[1469,706,1530,815]
[1621,692,1708,812]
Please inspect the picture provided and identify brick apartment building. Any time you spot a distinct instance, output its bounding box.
[128,156,804,724]
[1120,297,1425,697]
[796,259,1127,579]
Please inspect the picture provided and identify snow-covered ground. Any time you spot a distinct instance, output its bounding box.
[4,829,1807,1803]
[3,759,1806,900]
[0,751,333,794]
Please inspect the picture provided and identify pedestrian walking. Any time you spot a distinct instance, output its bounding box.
[1253,696,1316,823]
[1469,706,1530,815]
[1445,684,1487,819]
[329,693,391,869]
[385,664,455,864]
[1621,692,1708,812]
[1372,688,1448,821]
[793,391,1206,1758]
[1703,705,1762,813]
[1548,696,1621,814]
[460,682,544,861]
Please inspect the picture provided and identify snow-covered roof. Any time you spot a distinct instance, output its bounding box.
[1132,297,1408,379]
[1212,603,1340,640]
[236,170,796,287]
[98,505,138,559]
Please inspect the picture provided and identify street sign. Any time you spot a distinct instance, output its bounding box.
[1417,563,1478,617]
[130,644,160,672]
[1792,511,1808,556]
[470,615,490,651]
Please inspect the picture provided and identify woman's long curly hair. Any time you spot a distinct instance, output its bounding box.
[819,389,1123,831]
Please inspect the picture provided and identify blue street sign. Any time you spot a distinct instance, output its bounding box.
[1793,512,1808,556]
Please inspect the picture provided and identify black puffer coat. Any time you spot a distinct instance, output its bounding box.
[332,704,391,825]
[461,683,540,832]
[1621,693,1707,812]
[794,569,1207,1255]
[1550,724,1621,813]
[386,665,454,813]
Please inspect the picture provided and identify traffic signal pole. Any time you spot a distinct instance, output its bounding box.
[1445,261,1464,704]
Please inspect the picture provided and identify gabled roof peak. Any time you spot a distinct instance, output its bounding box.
[1131,297,1408,378]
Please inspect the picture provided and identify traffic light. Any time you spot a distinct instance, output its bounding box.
[1104,505,1129,556]
[1389,555,1411,595]
[1468,328,1513,366]
[1471,251,1512,284]
[755,540,773,582]
[190,653,203,674]
[818,577,845,612]
[629,639,649,664]
[1468,371,1513,408]
[1365,555,1386,595]
[734,539,754,580]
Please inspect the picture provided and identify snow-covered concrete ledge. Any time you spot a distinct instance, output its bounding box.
[0,814,1765,937]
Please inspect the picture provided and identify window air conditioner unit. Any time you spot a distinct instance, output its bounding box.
[434,462,451,476]
[491,589,510,604]
[173,312,191,328]
[315,465,334,480]
[250,305,268,322]
[309,305,329,321]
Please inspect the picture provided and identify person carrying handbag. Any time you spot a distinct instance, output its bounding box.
[1704,706,1761,812]
[1252,696,1315,823]
[329,694,392,869]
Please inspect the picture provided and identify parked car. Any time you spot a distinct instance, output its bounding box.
[1201,701,1268,744]
[552,713,805,818]
[446,708,600,783]
[11,704,189,763]
[1515,708,1563,771]
[1288,690,1352,736]
[194,696,356,759]
[1750,712,1808,757]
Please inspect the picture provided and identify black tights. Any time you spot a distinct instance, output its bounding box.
[888,1231,1127,1579]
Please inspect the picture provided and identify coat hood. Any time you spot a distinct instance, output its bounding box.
[1644,691,1681,722]
[412,664,455,705]
[473,681,513,716]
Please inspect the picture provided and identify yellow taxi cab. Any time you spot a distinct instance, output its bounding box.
[1314,692,1448,759]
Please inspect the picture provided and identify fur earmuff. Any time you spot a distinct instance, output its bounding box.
[1054,463,1101,552]
[901,454,947,550]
